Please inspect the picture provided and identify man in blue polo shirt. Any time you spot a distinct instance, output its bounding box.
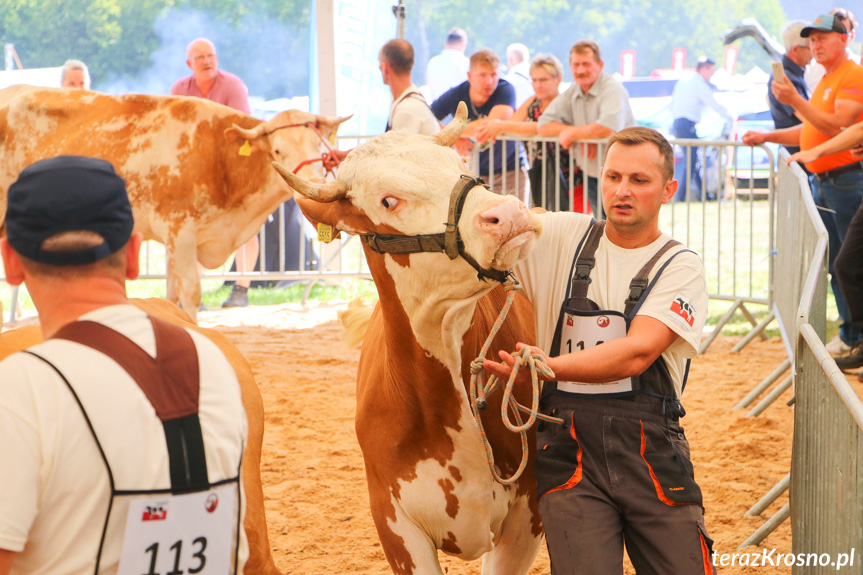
[431,48,529,203]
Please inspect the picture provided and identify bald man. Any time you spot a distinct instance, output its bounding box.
[170,37,250,113]
[171,38,255,307]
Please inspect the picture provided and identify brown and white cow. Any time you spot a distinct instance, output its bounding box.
[275,103,544,574]
[0,298,281,575]
[0,85,350,321]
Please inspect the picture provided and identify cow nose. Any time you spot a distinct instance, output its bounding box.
[475,199,530,238]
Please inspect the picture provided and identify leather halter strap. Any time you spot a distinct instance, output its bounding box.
[361,174,511,283]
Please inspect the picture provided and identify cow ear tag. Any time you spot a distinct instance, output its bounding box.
[239,140,252,156]
[317,223,336,243]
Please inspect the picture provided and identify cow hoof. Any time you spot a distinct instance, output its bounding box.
[221,285,250,308]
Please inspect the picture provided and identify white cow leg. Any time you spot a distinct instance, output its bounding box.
[378,503,446,575]
[480,495,542,575]
[166,227,202,323]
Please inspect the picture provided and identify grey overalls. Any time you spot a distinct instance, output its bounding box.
[535,220,715,575]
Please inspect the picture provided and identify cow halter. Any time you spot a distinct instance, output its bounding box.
[360,175,512,283]
[264,121,342,175]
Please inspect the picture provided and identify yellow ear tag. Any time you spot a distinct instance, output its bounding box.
[317,223,335,243]
[239,140,252,156]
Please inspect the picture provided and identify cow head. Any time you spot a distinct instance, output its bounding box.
[271,103,541,288]
[225,109,351,183]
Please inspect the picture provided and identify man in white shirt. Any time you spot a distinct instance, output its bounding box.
[669,57,733,201]
[425,27,470,100]
[505,43,533,107]
[484,127,713,574]
[0,156,248,575]
[381,39,440,136]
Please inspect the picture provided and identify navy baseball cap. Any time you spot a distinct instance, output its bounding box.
[5,156,134,266]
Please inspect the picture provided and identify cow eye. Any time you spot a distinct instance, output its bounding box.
[381,196,400,209]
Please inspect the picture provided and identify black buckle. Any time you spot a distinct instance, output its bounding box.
[574,262,593,281]
[627,280,648,304]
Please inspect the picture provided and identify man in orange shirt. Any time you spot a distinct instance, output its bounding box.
[743,13,863,355]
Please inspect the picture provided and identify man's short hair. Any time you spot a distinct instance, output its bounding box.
[470,48,500,71]
[695,57,715,72]
[831,7,858,32]
[570,40,602,63]
[606,127,675,182]
[782,20,810,50]
[60,59,89,87]
[529,53,564,79]
[17,232,127,278]
[381,39,414,75]
[506,43,529,65]
[446,27,468,46]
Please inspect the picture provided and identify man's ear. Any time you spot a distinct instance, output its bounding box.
[185,58,194,72]
[662,178,678,204]
[125,233,143,281]
[0,239,25,286]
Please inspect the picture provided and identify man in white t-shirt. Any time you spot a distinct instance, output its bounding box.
[425,27,470,100]
[381,39,440,136]
[484,127,713,574]
[0,156,248,575]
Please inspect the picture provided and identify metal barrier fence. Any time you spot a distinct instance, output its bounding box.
[792,325,863,573]
[0,133,776,330]
[737,150,827,547]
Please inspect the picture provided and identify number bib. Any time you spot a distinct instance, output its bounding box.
[557,311,633,394]
[118,483,237,575]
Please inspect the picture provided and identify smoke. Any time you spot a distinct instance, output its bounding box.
[100,6,309,102]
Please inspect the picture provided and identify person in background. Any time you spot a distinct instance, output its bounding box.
[60,59,89,89]
[0,156,248,575]
[744,13,863,357]
[768,20,811,156]
[788,124,863,375]
[505,43,533,108]
[538,40,637,216]
[669,57,733,202]
[431,48,529,204]
[425,27,470,101]
[380,39,440,136]
[805,7,858,91]
[170,38,255,308]
[474,53,585,212]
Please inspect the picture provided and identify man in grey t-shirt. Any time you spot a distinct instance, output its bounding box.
[538,40,636,216]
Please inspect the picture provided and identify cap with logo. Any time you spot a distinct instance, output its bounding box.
[801,14,848,37]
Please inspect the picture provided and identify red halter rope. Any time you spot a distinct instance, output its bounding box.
[263,121,341,175]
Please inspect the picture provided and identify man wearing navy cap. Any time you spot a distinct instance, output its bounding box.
[0,156,248,574]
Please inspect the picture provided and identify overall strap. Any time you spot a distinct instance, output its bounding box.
[568,220,606,301]
[53,316,210,493]
[623,239,682,316]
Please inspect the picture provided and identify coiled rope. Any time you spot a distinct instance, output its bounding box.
[469,276,564,485]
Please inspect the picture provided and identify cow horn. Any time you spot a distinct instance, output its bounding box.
[434,101,468,147]
[272,161,348,202]
[230,122,267,140]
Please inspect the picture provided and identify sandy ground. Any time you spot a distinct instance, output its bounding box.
[185,301,817,575]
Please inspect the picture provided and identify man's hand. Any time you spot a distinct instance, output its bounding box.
[482,342,553,386]
[474,119,502,144]
[454,137,475,157]
[323,148,349,171]
[741,131,767,146]
[787,149,819,165]
[771,78,802,107]
[559,126,579,149]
